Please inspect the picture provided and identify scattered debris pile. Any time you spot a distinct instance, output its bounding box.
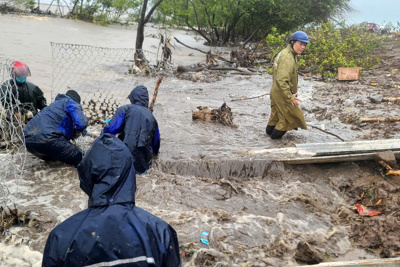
[0,206,39,232]
[342,158,400,258]
[173,38,262,83]
[192,102,237,128]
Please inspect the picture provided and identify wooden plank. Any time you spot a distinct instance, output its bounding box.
[278,151,400,165]
[338,67,360,81]
[238,140,400,165]
[313,257,400,266]
[235,147,299,156]
[296,139,400,157]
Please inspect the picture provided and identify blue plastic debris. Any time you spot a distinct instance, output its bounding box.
[200,231,209,245]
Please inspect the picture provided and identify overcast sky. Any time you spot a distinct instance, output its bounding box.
[345,0,400,25]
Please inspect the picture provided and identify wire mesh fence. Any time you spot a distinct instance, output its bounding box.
[0,57,27,207]
[50,43,164,125]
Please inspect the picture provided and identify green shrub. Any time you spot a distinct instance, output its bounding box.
[263,22,383,79]
[94,14,109,26]
[14,0,35,11]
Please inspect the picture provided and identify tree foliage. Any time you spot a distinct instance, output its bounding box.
[68,0,141,24]
[159,0,351,45]
[264,22,382,79]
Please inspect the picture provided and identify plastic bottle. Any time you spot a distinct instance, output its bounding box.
[200,231,209,245]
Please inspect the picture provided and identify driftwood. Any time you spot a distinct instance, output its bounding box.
[377,160,400,176]
[359,117,400,122]
[149,77,163,112]
[0,205,32,232]
[174,37,207,54]
[174,37,233,64]
[177,65,208,73]
[230,47,258,67]
[382,97,400,102]
[192,103,237,128]
[231,93,269,102]
[176,65,255,75]
[309,125,346,142]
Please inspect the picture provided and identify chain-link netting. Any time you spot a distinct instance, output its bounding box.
[0,58,27,207]
[50,43,166,125]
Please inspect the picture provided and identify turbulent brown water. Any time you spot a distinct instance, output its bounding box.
[1,13,399,267]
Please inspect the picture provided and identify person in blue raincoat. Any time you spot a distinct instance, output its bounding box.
[42,134,181,267]
[23,90,88,166]
[103,85,160,174]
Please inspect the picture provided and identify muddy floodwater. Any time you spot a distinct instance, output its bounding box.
[1,14,400,267]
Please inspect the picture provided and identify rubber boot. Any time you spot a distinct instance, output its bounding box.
[266,125,275,135]
[271,129,287,139]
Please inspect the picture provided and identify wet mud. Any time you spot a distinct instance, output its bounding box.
[6,153,400,266]
[1,14,400,266]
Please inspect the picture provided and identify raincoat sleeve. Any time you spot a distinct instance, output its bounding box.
[42,232,63,267]
[163,225,181,267]
[66,100,88,132]
[103,107,126,135]
[151,127,160,155]
[275,55,296,103]
[33,85,47,110]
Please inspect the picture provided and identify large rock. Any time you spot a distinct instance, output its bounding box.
[368,94,383,104]
[294,241,324,265]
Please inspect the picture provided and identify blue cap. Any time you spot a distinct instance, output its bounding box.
[290,31,309,43]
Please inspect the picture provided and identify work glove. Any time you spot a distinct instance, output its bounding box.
[103,118,111,127]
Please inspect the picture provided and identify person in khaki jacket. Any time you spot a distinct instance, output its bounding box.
[266,31,309,139]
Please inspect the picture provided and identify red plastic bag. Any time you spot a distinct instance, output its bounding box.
[354,203,382,216]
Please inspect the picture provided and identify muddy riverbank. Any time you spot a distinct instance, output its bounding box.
[1,13,400,266]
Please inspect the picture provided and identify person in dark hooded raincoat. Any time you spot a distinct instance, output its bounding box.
[23,90,88,166]
[266,31,309,139]
[42,134,181,267]
[103,85,160,174]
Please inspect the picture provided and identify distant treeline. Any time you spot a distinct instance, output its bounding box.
[9,0,351,45]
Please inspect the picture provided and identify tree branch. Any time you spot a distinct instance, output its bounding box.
[174,37,207,54]
[144,0,163,24]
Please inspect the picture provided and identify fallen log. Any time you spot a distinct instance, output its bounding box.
[192,106,215,121]
[192,103,237,128]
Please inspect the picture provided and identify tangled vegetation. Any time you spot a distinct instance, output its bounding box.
[263,22,383,79]
[160,0,351,46]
